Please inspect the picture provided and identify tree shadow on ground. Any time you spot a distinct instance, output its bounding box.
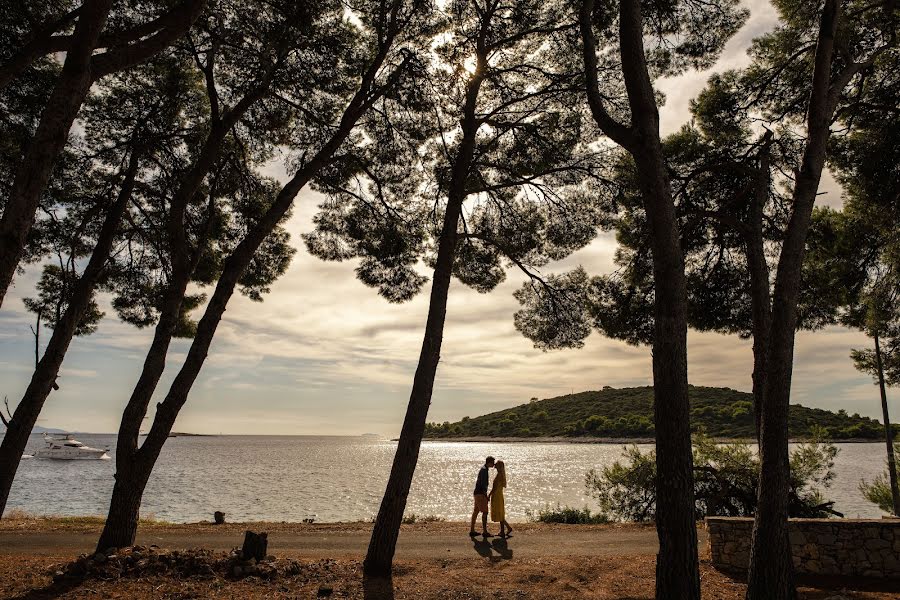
[363,574,395,600]
[6,575,86,600]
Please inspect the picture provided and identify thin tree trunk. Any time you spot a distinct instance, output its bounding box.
[364,51,486,578]
[747,140,773,443]
[746,3,840,598]
[0,152,137,517]
[0,0,114,308]
[874,332,900,516]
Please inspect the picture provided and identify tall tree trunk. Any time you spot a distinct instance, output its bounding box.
[0,0,114,308]
[581,0,698,594]
[874,332,900,516]
[632,146,699,600]
[617,1,699,597]
[0,153,137,517]
[746,3,840,598]
[364,59,485,578]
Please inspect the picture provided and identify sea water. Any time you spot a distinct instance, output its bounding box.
[6,434,891,522]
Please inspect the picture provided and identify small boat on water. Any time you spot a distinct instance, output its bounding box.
[32,433,110,460]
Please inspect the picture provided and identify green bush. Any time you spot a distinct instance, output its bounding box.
[401,513,446,524]
[859,442,900,515]
[585,433,841,522]
[526,504,610,524]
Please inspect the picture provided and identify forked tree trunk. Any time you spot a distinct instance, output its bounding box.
[0,0,114,308]
[96,73,290,547]
[0,153,137,517]
[874,333,900,516]
[746,3,840,599]
[96,51,390,548]
[580,0,699,594]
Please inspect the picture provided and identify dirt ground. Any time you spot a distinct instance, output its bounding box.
[0,516,897,599]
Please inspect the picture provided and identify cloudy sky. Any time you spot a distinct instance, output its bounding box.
[0,1,890,436]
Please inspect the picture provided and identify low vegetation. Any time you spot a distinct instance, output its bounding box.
[585,434,840,522]
[859,442,900,515]
[525,504,610,524]
[424,386,888,440]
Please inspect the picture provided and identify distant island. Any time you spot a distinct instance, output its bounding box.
[424,386,890,441]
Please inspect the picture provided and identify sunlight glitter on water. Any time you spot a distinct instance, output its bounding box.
[6,435,891,522]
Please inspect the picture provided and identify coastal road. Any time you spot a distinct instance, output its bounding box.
[0,523,703,559]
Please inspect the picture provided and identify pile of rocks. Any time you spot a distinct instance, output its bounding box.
[50,545,297,582]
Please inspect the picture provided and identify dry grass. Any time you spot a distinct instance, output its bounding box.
[0,510,173,532]
[0,550,897,600]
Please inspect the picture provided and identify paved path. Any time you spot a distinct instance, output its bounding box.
[0,526,705,559]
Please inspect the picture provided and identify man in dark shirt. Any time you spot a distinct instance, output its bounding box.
[469,456,495,537]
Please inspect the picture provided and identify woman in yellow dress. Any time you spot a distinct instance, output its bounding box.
[489,460,512,537]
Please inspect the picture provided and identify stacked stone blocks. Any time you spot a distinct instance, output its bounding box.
[706,516,900,579]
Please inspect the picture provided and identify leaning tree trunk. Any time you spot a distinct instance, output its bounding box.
[0,154,136,517]
[874,333,900,516]
[96,77,374,548]
[99,18,401,551]
[364,64,485,578]
[746,2,839,599]
[95,74,292,546]
[0,0,113,308]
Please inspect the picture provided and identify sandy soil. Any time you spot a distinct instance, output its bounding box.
[0,517,896,599]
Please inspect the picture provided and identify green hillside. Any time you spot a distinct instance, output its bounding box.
[424,386,888,440]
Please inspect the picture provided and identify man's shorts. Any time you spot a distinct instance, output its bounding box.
[473,493,489,513]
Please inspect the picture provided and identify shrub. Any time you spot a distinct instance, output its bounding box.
[859,441,900,515]
[526,504,610,524]
[401,514,446,524]
[584,433,841,522]
[585,445,657,521]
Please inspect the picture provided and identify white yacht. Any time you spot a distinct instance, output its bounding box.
[32,433,110,460]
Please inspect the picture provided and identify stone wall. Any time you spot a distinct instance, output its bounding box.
[706,517,900,579]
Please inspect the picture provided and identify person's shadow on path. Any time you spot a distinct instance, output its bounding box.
[472,537,493,558]
[491,537,513,560]
[472,536,514,561]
